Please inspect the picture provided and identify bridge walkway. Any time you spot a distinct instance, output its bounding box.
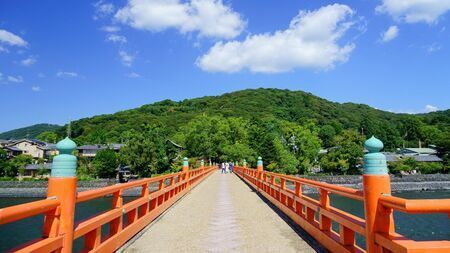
[121,171,317,253]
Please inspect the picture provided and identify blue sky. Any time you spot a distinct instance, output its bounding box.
[1,0,449,132]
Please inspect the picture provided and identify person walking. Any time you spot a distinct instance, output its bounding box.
[221,162,226,174]
[229,162,233,173]
[225,162,229,173]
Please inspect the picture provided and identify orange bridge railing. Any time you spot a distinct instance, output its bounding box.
[234,165,450,253]
[0,165,215,252]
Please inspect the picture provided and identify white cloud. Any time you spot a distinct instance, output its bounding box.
[425,104,438,112]
[0,29,27,47]
[115,0,245,39]
[93,1,115,19]
[100,25,121,32]
[21,56,37,66]
[106,34,127,43]
[119,50,134,66]
[197,4,357,73]
[391,104,440,114]
[56,71,78,78]
[376,0,450,24]
[381,25,399,42]
[31,86,41,92]
[426,43,441,53]
[7,75,23,83]
[126,72,141,78]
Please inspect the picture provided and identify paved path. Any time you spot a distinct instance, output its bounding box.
[122,171,317,253]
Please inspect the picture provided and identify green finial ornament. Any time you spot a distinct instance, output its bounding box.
[183,157,189,167]
[201,159,204,166]
[363,136,388,175]
[243,159,247,166]
[257,156,263,166]
[51,137,77,177]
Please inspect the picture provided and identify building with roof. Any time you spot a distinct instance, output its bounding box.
[77,143,124,158]
[24,163,52,177]
[3,146,23,158]
[5,139,58,159]
[399,148,437,156]
[413,155,442,162]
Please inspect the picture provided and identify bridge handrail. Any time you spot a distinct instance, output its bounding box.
[379,195,450,214]
[263,170,364,201]
[234,165,450,253]
[76,171,184,203]
[0,163,215,253]
[0,197,61,225]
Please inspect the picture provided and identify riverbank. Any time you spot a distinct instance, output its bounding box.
[0,174,449,197]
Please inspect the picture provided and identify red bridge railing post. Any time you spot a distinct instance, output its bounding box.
[257,156,263,189]
[183,157,190,189]
[362,136,394,253]
[44,137,78,253]
[201,159,205,174]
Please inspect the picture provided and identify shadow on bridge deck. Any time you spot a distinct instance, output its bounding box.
[119,171,327,253]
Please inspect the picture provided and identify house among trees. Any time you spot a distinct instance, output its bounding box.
[77,144,124,158]
[399,148,437,156]
[398,147,442,162]
[3,139,58,160]
[23,163,52,177]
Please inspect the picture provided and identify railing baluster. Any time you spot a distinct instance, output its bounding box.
[295,182,303,216]
[110,190,123,236]
[139,183,150,217]
[280,178,286,205]
[319,189,331,231]
[84,227,101,250]
[127,209,138,226]
[158,179,165,206]
[339,224,355,246]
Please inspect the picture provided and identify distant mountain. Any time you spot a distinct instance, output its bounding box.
[0,124,61,140]
[2,89,447,150]
[60,88,448,149]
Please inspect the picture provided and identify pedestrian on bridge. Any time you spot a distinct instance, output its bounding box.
[221,162,226,174]
[229,162,233,173]
[225,162,229,173]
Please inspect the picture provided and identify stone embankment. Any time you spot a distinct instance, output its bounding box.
[0,174,449,197]
[295,174,450,193]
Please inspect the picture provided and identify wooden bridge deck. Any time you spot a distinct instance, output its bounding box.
[121,171,317,253]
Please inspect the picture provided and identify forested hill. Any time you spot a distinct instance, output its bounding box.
[0,124,61,140]
[65,88,449,151]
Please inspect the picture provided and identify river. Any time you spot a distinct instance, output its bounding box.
[0,190,448,252]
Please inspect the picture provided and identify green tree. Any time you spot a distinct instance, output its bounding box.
[0,148,8,177]
[120,125,172,177]
[266,138,299,174]
[36,131,59,143]
[7,154,33,177]
[319,125,336,148]
[321,130,364,174]
[280,121,322,174]
[93,149,118,178]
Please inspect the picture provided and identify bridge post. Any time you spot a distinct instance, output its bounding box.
[183,157,189,188]
[257,157,263,189]
[44,137,77,253]
[243,159,247,168]
[201,159,204,174]
[362,136,394,253]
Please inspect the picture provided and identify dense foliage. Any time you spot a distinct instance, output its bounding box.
[2,89,448,177]
[0,124,61,139]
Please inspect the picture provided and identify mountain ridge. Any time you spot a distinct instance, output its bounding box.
[2,89,448,149]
